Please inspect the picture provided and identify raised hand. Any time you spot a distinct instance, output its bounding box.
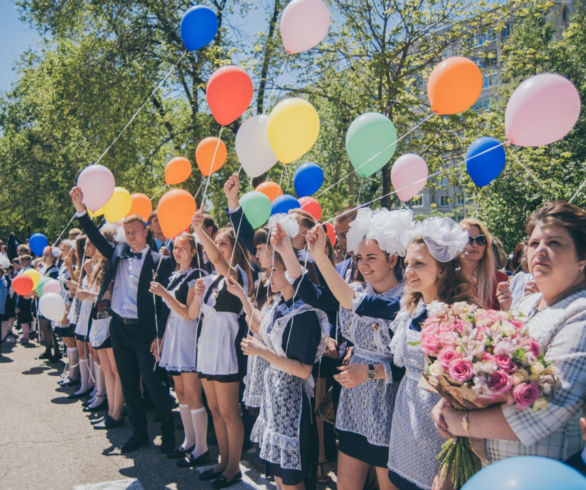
[70,186,85,213]
[241,335,267,357]
[270,223,292,255]
[307,224,327,258]
[496,281,512,311]
[225,275,245,299]
[193,278,206,298]
[191,207,205,233]
[223,173,240,209]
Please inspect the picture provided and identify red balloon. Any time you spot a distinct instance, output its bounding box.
[299,196,322,221]
[206,66,253,126]
[13,275,34,296]
[324,222,336,247]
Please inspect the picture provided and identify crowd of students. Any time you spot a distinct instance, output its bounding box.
[1,175,585,490]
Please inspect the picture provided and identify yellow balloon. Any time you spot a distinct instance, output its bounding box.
[103,187,132,223]
[23,268,41,289]
[267,98,320,164]
[88,205,105,218]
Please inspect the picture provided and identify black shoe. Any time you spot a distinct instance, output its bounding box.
[48,353,62,363]
[69,388,93,399]
[90,416,107,425]
[120,434,149,454]
[211,472,242,489]
[94,416,125,430]
[177,451,210,468]
[83,398,108,412]
[160,434,176,454]
[167,445,195,459]
[199,467,223,480]
[38,350,51,360]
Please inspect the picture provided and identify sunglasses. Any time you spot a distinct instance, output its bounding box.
[468,235,487,246]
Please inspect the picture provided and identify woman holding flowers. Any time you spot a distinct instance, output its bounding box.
[381,217,475,490]
[433,201,586,465]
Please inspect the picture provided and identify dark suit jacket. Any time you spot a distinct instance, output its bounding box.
[77,213,173,344]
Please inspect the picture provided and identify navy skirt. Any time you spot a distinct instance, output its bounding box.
[338,429,389,468]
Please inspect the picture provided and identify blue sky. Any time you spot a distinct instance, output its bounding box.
[0,1,40,95]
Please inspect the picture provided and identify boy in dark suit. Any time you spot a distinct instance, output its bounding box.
[70,186,176,454]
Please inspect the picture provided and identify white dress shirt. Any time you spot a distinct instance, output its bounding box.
[111,245,150,319]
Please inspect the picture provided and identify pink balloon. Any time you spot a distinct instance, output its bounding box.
[280,0,330,54]
[42,279,61,296]
[505,73,581,147]
[77,165,115,211]
[391,154,429,202]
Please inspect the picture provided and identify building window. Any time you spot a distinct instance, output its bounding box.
[439,195,450,207]
[456,194,464,205]
[411,195,423,207]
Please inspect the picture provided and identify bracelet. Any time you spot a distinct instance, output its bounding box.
[460,411,470,437]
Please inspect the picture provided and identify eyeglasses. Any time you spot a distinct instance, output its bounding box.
[468,235,487,246]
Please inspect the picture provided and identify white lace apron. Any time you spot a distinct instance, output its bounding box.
[250,301,329,471]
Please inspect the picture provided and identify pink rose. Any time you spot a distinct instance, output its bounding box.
[438,347,461,370]
[513,382,541,410]
[511,319,524,330]
[448,358,474,383]
[439,331,458,348]
[486,370,513,398]
[524,339,541,358]
[421,332,442,356]
[495,354,516,374]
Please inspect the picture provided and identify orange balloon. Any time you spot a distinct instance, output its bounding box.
[195,137,227,176]
[255,181,283,203]
[427,57,483,115]
[128,193,153,221]
[165,157,192,185]
[157,189,197,238]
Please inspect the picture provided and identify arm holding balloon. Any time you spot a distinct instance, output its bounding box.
[70,186,114,261]
[150,280,200,322]
[224,174,256,256]
[307,225,355,310]
[271,223,303,279]
[191,208,238,281]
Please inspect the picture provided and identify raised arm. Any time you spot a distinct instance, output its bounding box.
[307,225,355,310]
[70,186,114,260]
[191,208,237,281]
[224,174,256,256]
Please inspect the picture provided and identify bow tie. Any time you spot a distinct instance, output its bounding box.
[123,250,143,260]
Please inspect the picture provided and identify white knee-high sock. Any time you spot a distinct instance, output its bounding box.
[93,362,106,397]
[74,359,90,394]
[67,347,80,380]
[190,407,208,458]
[179,404,195,449]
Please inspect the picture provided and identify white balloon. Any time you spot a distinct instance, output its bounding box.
[39,292,66,321]
[235,115,278,178]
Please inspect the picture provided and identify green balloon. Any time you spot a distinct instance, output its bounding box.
[240,191,272,229]
[345,112,398,177]
[36,277,51,297]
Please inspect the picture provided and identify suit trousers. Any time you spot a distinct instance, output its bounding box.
[112,337,174,438]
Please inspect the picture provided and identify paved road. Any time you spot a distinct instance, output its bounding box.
[0,337,340,490]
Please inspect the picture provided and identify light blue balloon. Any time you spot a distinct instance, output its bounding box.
[462,456,586,490]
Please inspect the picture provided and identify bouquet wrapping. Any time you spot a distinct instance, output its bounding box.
[419,302,558,489]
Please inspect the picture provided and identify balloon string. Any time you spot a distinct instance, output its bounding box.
[193,180,204,201]
[569,177,586,204]
[509,152,549,192]
[266,59,288,109]
[323,141,506,225]
[200,126,225,206]
[151,254,164,371]
[89,52,187,169]
[52,213,76,248]
[150,184,168,201]
[356,177,365,205]
[315,112,436,200]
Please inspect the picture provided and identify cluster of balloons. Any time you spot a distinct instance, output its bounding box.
[11,268,65,321]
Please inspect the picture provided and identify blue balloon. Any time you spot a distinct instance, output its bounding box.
[462,456,586,490]
[271,194,300,216]
[29,233,48,257]
[294,162,324,197]
[180,6,218,51]
[465,136,506,187]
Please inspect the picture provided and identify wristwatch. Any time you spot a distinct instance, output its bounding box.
[367,364,376,380]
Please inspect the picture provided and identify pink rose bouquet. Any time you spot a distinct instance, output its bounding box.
[419,302,558,489]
